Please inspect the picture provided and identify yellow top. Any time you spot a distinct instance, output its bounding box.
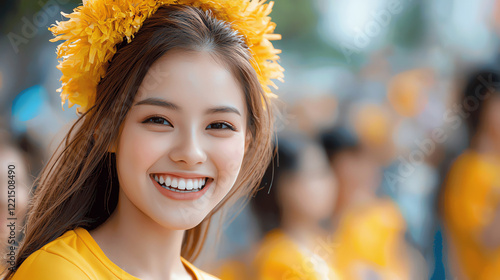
[443,150,500,279]
[212,260,250,280]
[253,229,339,280]
[333,199,410,280]
[11,227,219,280]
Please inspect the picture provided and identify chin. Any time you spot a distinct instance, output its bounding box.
[154,212,211,230]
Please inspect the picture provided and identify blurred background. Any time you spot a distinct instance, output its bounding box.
[1,0,500,279]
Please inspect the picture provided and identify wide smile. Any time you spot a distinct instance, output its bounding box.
[152,174,209,192]
[149,173,214,200]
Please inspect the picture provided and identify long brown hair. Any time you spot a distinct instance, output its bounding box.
[6,5,273,278]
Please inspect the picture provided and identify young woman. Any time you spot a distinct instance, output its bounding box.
[442,67,500,280]
[320,127,414,280]
[251,132,339,280]
[5,1,283,279]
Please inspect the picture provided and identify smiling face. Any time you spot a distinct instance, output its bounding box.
[113,50,248,230]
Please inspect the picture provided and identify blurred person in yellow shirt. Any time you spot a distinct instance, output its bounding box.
[442,67,500,280]
[251,132,339,280]
[320,127,415,280]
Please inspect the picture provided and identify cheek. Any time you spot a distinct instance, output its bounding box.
[116,125,166,183]
[303,178,334,204]
[209,136,246,189]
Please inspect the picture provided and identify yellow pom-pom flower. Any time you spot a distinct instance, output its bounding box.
[49,0,284,114]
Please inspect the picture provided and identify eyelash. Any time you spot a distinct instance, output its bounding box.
[142,116,236,131]
[142,115,172,126]
[206,122,236,131]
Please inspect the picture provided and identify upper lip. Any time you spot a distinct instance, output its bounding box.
[150,172,212,179]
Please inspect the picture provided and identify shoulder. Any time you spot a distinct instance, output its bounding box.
[12,249,90,279]
[12,229,94,279]
[445,150,495,191]
[254,230,303,267]
[448,150,485,176]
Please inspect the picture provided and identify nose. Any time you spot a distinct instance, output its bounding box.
[169,128,207,166]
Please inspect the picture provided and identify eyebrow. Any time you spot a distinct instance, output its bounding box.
[134,97,241,116]
[206,106,241,116]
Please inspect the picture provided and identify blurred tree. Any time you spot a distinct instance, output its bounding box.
[272,0,344,62]
[389,0,426,49]
[1,0,80,35]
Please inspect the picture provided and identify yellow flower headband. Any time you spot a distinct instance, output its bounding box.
[49,0,284,114]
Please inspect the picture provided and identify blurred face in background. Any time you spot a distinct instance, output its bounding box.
[278,143,337,224]
[331,147,381,209]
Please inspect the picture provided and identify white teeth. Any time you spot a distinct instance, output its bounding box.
[153,175,208,192]
[186,179,194,190]
[178,179,186,190]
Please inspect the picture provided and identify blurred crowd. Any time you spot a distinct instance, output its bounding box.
[2,0,500,279]
[201,66,500,280]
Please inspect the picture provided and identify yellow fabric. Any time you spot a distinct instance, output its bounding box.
[333,199,410,280]
[11,227,219,280]
[213,260,250,280]
[253,229,338,280]
[443,150,500,279]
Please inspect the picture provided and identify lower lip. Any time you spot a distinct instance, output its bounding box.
[151,176,212,201]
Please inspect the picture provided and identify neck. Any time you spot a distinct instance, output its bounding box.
[342,189,375,210]
[473,131,500,158]
[90,191,192,280]
[280,213,323,249]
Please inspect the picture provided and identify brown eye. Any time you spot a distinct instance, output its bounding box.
[206,122,235,131]
[143,116,172,126]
